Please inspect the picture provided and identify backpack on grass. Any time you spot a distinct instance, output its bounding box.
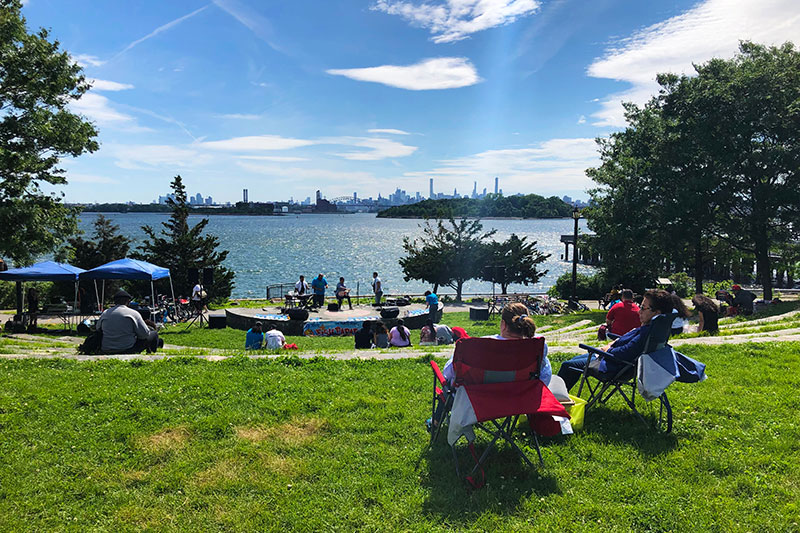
[77,330,103,355]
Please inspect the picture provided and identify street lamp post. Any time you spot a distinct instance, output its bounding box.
[571,207,580,309]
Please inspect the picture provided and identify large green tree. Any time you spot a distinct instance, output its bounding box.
[480,234,549,294]
[587,42,800,299]
[400,217,495,301]
[0,0,98,265]
[133,176,235,301]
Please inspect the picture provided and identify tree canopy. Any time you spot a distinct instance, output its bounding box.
[480,234,549,294]
[400,217,496,301]
[0,0,99,265]
[586,42,800,299]
[133,176,235,300]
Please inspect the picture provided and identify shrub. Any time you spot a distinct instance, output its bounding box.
[548,272,604,300]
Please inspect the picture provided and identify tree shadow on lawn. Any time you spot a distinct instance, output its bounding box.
[418,435,562,522]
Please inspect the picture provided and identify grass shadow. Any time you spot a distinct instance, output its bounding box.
[579,406,680,456]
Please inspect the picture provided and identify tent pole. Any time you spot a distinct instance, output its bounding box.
[151,280,156,321]
[93,280,100,312]
[102,281,105,310]
[16,281,23,319]
[72,281,78,330]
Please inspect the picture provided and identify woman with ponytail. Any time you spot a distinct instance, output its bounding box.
[442,302,552,386]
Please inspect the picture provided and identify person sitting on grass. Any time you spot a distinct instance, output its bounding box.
[603,289,640,338]
[354,321,373,349]
[388,319,411,347]
[670,293,692,336]
[245,321,264,350]
[97,289,161,355]
[373,321,389,348]
[265,328,287,350]
[557,289,674,391]
[692,294,719,334]
[419,319,437,346]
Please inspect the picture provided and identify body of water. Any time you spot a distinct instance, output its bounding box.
[77,213,595,299]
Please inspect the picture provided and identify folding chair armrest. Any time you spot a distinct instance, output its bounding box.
[606,332,620,340]
[430,360,447,387]
[577,343,634,368]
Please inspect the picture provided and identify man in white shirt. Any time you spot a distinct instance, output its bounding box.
[96,290,160,354]
[294,275,311,306]
[372,272,383,305]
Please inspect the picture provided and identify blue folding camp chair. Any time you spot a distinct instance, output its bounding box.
[576,312,677,432]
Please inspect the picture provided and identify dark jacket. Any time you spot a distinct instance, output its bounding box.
[601,323,651,375]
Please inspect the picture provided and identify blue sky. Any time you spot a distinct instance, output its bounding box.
[22,0,800,204]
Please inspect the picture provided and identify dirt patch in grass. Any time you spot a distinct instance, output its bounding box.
[193,458,243,488]
[138,426,191,453]
[259,452,300,476]
[115,504,171,529]
[235,417,328,446]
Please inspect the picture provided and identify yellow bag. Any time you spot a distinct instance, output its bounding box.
[565,395,586,431]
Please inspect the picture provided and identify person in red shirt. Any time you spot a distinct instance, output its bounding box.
[605,289,640,336]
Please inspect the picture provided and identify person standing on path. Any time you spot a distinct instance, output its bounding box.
[372,272,383,305]
[424,290,439,322]
[311,273,327,308]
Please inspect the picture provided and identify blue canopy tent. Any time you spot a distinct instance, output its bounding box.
[80,258,175,316]
[0,261,86,326]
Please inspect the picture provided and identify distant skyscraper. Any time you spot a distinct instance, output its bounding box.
[429,178,434,198]
[494,177,498,194]
[316,190,322,203]
[195,193,203,205]
[472,181,477,198]
[353,192,357,202]
[243,189,248,203]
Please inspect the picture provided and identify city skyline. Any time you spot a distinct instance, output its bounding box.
[23,1,800,204]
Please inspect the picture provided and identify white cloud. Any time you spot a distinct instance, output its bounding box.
[327,57,481,90]
[115,5,209,58]
[372,0,540,43]
[368,128,411,135]
[577,115,586,125]
[403,138,600,194]
[73,54,106,67]
[218,113,261,120]
[237,155,309,162]
[587,0,800,126]
[71,93,139,127]
[106,144,207,170]
[89,79,134,91]
[323,136,418,161]
[213,0,283,53]
[198,135,315,151]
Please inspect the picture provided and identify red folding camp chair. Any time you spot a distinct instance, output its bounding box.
[429,337,570,488]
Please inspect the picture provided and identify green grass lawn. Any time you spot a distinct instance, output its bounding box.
[1,342,799,531]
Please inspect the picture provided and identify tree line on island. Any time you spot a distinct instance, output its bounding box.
[377,194,573,219]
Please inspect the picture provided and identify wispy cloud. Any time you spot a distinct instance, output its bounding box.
[587,0,800,126]
[89,79,134,91]
[403,138,599,194]
[70,93,147,131]
[372,0,540,43]
[327,57,481,90]
[107,144,208,170]
[212,0,283,52]
[198,135,315,151]
[577,115,586,125]
[323,137,418,161]
[237,155,308,162]
[217,113,262,120]
[73,54,106,67]
[114,5,210,59]
[368,128,411,135]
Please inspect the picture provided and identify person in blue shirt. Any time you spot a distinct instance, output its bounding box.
[557,289,675,390]
[245,321,264,350]
[424,290,439,322]
[311,273,327,308]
